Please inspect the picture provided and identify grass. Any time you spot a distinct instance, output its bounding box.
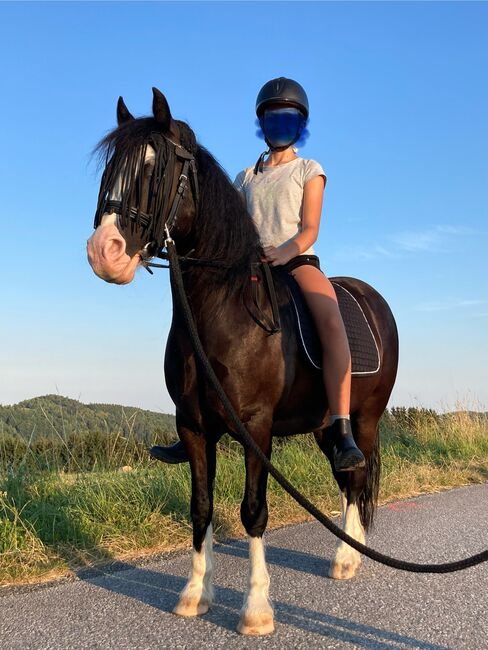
[1,407,487,586]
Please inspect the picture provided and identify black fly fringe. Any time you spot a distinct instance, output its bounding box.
[93,120,177,245]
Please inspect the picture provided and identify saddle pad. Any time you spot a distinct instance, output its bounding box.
[283,275,381,375]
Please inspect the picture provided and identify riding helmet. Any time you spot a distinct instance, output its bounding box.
[255,77,309,119]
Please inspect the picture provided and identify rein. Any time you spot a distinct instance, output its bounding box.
[141,250,228,272]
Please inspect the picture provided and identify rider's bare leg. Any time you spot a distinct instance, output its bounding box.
[291,265,351,414]
[291,265,364,471]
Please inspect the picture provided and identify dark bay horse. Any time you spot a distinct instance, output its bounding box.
[87,88,399,636]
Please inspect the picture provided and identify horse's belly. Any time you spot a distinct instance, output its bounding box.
[271,414,327,436]
[272,375,328,435]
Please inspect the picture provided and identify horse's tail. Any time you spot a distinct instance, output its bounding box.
[359,429,381,532]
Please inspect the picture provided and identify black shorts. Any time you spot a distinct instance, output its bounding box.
[281,254,322,274]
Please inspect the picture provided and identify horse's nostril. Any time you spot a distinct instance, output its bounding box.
[103,236,126,261]
[86,238,95,260]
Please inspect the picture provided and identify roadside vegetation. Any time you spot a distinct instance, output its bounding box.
[1,396,487,585]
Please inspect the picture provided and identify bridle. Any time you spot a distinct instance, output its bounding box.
[93,129,280,330]
[94,133,200,269]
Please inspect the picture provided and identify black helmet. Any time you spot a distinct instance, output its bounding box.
[255,77,309,119]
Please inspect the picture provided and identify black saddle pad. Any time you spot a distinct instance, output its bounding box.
[282,274,380,375]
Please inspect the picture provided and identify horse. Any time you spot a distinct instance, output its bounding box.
[87,87,399,636]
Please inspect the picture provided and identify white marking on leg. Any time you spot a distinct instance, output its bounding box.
[329,491,365,580]
[173,523,214,617]
[339,489,347,525]
[237,536,274,636]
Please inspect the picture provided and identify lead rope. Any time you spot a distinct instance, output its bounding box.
[165,236,488,574]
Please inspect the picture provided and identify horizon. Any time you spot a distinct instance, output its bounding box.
[1,2,487,413]
[3,392,487,417]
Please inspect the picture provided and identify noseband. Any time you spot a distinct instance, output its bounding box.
[94,133,199,263]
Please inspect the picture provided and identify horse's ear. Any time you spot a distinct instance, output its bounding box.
[117,96,134,125]
[152,87,172,130]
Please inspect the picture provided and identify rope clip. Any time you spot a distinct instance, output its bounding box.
[164,225,174,247]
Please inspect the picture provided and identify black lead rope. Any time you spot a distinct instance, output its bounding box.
[165,237,488,574]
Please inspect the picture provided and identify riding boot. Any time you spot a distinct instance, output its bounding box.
[149,440,189,464]
[329,418,366,472]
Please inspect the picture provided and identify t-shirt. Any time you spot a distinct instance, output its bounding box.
[233,157,326,255]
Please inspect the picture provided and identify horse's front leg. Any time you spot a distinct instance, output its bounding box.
[173,426,216,617]
[237,426,274,636]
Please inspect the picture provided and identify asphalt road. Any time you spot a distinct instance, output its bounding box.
[1,484,487,649]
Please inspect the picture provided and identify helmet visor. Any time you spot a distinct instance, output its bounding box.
[260,107,306,149]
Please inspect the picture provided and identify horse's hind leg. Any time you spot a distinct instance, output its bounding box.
[315,408,381,580]
[173,424,216,617]
[328,468,367,580]
[237,426,274,636]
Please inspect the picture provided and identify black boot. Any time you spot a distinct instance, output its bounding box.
[149,440,189,464]
[330,418,366,472]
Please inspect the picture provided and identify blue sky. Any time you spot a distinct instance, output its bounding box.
[1,1,487,413]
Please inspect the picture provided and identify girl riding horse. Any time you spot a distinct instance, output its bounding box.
[152,77,365,472]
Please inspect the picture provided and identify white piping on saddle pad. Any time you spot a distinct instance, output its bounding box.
[289,283,381,376]
[289,291,322,370]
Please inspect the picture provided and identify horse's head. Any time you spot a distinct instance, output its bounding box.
[87,87,199,284]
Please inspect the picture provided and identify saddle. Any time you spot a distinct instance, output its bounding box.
[251,264,380,375]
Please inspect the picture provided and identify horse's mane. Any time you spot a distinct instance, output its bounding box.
[192,143,263,293]
[94,117,262,298]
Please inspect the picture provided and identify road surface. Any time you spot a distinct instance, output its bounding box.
[1,484,487,649]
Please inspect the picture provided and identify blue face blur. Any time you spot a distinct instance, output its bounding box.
[259,107,306,149]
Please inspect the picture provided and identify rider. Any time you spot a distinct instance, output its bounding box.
[151,77,365,472]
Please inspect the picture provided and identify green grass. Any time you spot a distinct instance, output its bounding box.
[1,408,487,585]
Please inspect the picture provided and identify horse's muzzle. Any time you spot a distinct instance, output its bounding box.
[87,222,141,285]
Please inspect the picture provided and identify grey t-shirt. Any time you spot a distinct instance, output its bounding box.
[233,157,326,255]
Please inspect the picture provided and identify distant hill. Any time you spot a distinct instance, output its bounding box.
[0,395,176,441]
[1,396,486,442]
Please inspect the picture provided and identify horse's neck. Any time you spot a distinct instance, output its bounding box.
[171,253,259,338]
[173,159,263,321]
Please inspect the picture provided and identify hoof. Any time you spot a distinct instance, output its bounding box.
[173,594,211,617]
[328,558,360,580]
[237,611,275,636]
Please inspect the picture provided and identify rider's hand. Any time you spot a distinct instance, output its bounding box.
[262,245,293,266]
